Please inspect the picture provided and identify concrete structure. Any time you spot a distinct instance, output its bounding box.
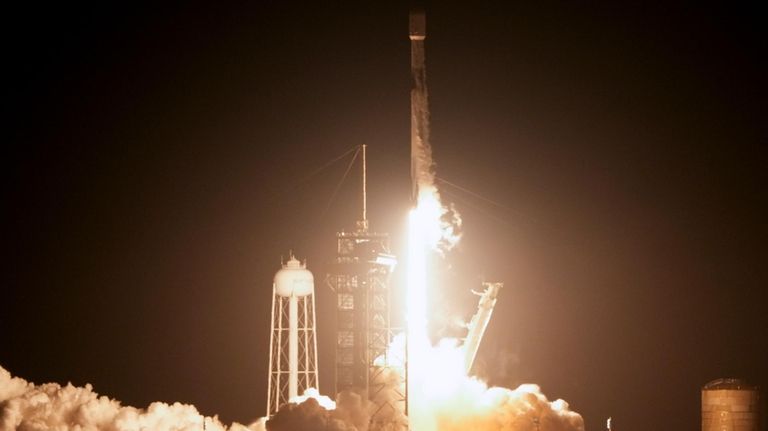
[702,378,760,431]
[267,255,319,416]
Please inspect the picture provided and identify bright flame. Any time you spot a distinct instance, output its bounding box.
[404,188,584,431]
[406,207,429,340]
[407,187,464,431]
[406,205,433,431]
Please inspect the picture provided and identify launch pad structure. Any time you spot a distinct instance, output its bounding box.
[326,145,405,425]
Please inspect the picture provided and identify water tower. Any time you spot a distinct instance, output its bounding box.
[702,378,760,431]
[267,254,319,416]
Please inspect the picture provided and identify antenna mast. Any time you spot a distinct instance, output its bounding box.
[362,144,367,225]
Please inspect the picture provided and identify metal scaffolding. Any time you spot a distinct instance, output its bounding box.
[327,144,405,427]
[328,222,404,427]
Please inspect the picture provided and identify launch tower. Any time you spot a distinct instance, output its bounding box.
[327,145,403,424]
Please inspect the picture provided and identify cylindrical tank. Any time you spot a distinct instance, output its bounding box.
[274,256,314,297]
[702,378,759,431]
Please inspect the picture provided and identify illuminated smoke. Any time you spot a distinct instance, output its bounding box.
[0,366,263,431]
[0,366,395,431]
[1,339,583,431]
[434,381,584,431]
[414,187,461,252]
[266,398,332,431]
[266,377,582,431]
[0,364,404,431]
[267,389,387,431]
[288,388,336,411]
[373,335,584,431]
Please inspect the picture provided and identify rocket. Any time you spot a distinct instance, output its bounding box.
[409,8,425,41]
[410,9,428,203]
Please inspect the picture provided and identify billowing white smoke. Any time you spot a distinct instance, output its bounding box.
[263,338,583,431]
[0,366,264,431]
[417,339,583,431]
[2,356,582,431]
[268,374,583,431]
[432,382,585,431]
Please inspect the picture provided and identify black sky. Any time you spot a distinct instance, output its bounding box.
[3,2,767,430]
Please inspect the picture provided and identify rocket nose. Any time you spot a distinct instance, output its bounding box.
[409,9,426,40]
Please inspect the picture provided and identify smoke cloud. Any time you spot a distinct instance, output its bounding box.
[266,378,583,431]
[2,360,582,431]
[435,379,584,431]
[0,366,263,431]
[432,382,584,431]
[264,337,582,431]
[267,390,378,431]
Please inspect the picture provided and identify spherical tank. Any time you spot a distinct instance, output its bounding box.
[274,256,314,297]
[702,378,759,431]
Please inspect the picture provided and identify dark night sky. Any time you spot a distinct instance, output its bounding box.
[3,2,766,430]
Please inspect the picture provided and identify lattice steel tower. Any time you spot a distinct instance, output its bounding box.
[327,145,404,426]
